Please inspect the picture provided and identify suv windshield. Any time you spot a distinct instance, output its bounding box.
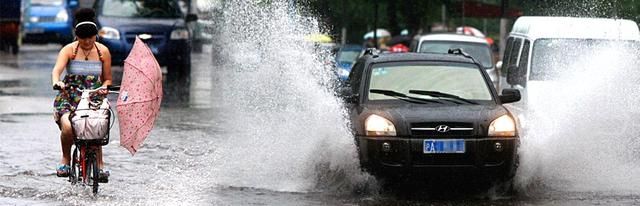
[31,0,63,6]
[101,0,182,18]
[530,38,640,80]
[368,64,493,102]
[418,41,493,68]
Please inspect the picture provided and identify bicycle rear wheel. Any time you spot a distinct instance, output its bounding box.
[69,147,80,185]
[87,157,99,194]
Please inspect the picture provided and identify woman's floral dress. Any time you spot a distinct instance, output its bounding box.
[53,43,105,124]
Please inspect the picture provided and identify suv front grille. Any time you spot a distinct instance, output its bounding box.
[36,16,56,23]
[410,122,474,137]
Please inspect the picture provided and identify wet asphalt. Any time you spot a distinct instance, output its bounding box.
[0,44,639,205]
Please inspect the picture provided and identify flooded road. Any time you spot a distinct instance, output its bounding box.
[2,1,640,205]
[2,39,640,206]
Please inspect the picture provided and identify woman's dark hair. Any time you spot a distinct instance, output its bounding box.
[74,8,98,39]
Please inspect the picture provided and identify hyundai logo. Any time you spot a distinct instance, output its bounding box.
[435,125,450,133]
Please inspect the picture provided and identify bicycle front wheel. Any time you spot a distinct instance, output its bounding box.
[69,147,80,185]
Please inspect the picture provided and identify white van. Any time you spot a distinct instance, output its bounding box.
[498,16,640,111]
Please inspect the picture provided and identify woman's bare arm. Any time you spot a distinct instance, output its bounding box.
[100,44,113,87]
[51,45,72,85]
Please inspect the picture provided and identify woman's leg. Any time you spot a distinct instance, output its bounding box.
[59,113,74,165]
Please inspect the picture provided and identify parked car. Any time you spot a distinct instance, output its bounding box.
[94,0,197,81]
[341,49,521,190]
[498,16,640,116]
[412,34,498,89]
[0,0,22,54]
[334,44,364,81]
[22,0,78,45]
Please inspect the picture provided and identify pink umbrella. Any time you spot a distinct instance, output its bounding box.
[117,37,163,155]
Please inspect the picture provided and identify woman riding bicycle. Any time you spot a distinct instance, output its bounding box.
[51,8,112,181]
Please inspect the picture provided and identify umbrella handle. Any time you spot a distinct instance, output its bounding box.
[107,85,120,91]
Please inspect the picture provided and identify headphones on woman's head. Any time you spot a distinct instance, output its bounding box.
[74,21,99,40]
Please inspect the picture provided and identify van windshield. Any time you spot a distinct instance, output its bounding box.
[101,0,183,18]
[530,38,639,80]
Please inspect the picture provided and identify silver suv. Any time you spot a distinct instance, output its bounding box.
[412,34,498,88]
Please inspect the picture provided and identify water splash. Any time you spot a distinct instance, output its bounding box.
[207,0,374,194]
[515,39,640,194]
[535,0,618,18]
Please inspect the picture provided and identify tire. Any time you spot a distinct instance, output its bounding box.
[192,42,203,53]
[88,157,99,194]
[69,147,79,185]
[0,40,6,52]
[10,38,19,55]
[167,54,191,83]
[492,177,516,196]
[491,153,520,196]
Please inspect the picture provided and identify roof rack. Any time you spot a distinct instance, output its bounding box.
[448,48,481,66]
[363,48,380,57]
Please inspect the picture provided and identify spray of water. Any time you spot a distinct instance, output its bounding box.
[206,0,374,194]
[535,0,618,18]
[515,39,640,194]
[203,0,640,197]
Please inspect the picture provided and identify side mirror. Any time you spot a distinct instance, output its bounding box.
[499,89,521,104]
[338,86,358,104]
[496,61,503,70]
[185,14,198,22]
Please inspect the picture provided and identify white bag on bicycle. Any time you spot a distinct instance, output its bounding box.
[72,94,110,141]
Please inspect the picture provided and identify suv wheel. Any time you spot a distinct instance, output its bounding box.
[10,38,19,54]
[167,60,191,82]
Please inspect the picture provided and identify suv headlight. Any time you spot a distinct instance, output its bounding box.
[488,115,516,136]
[365,114,396,136]
[170,29,189,40]
[55,10,68,22]
[99,27,120,40]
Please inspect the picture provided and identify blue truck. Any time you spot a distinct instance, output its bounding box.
[22,0,79,45]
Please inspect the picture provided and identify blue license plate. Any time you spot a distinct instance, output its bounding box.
[423,139,465,154]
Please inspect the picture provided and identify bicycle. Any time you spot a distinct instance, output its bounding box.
[54,84,119,194]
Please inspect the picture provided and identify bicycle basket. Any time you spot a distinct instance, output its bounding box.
[71,107,111,145]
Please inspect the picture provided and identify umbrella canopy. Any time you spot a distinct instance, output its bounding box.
[304,34,333,43]
[117,37,163,155]
[363,29,391,40]
[389,43,409,53]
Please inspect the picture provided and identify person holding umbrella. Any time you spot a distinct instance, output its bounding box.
[363,29,391,50]
[51,8,112,181]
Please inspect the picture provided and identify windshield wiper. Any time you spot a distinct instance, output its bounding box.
[408,90,478,105]
[370,89,442,104]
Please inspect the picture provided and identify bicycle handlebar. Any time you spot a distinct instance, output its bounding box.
[53,84,121,94]
[52,84,69,91]
[106,85,120,91]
